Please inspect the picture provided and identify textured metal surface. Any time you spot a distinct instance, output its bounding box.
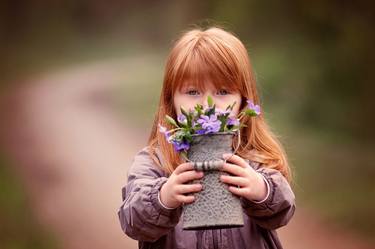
[183,132,244,230]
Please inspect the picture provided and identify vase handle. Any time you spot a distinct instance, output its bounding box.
[222,129,241,163]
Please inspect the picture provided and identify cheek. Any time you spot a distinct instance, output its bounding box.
[173,97,182,116]
[231,104,241,116]
[231,95,243,116]
[173,95,193,115]
[174,95,199,113]
[217,95,241,115]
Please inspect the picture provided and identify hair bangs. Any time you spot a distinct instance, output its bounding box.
[173,41,242,94]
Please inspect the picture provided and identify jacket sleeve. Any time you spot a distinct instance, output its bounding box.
[241,162,296,230]
[117,147,182,242]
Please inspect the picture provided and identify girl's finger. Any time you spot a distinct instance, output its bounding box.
[220,163,246,177]
[174,162,194,175]
[227,186,248,197]
[220,175,248,187]
[223,154,249,168]
[176,194,195,204]
[176,184,202,194]
[176,170,204,184]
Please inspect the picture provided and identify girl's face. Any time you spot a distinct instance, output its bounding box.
[173,80,242,117]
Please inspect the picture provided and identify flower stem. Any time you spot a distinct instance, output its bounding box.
[169,127,183,133]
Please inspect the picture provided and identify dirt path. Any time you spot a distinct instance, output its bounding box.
[0,61,374,249]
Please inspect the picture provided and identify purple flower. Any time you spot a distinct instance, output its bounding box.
[195,129,206,135]
[197,115,221,134]
[246,100,261,115]
[172,140,190,152]
[215,108,231,116]
[158,124,171,141]
[177,114,187,123]
[227,117,240,126]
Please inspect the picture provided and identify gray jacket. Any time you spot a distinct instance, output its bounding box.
[118,147,296,249]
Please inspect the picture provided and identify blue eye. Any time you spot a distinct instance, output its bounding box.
[187,90,200,96]
[217,89,229,95]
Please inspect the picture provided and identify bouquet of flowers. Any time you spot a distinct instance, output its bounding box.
[159,96,261,153]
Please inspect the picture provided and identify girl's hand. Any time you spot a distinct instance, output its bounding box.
[160,162,204,209]
[220,153,268,202]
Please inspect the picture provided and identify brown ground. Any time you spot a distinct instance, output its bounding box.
[1,61,374,249]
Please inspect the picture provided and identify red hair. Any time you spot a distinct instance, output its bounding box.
[148,26,293,183]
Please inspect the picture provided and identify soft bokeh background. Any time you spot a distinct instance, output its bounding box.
[1,1,374,249]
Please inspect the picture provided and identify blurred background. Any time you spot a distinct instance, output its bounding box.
[0,1,374,249]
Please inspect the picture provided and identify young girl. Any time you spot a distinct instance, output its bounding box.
[118,26,296,249]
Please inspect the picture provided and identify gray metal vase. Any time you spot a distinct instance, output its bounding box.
[182,132,244,230]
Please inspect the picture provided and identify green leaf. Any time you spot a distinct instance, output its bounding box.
[180,106,189,117]
[245,109,257,116]
[180,106,193,127]
[207,95,214,107]
[174,130,186,140]
[230,125,240,131]
[195,104,203,116]
[178,122,188,128]
[193,124,203,133]
[207,104,216,116]
[180,150,188,158]
[184,132,193,142]
[226,101,236,111]
[218,115,227,132]
[195,103,203,110]
[165,115,179,128]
